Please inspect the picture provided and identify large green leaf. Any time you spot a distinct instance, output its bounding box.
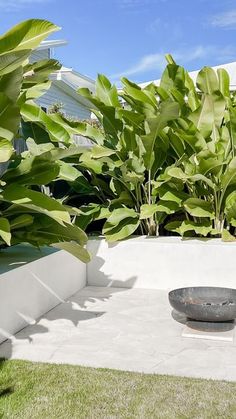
[23,59,61,85]
[95,74,120,107]
[51,242,91,263]
[142,101,179,169]
[168,131,185,158]
[90,145,116,158]
[21,102,71,143]
[167,167,215,189]
[156,200,180,214]
[103,207,139,241]
[79,150,104,174]
[221,157,236,190]
[217,68,230,98]
[0,217,11,245]
[0,93,20,141]
[0,19,59,54]
[184,198,214,219]
[140,204,158,219]
[225,191,236,222]
[160,60,188,97]
[189,68,226,141]
[189,95,214,138]
[122,78,157,109]
[118,109,144,130]
[0,139,14,162]
[196,67,219,95]
[0,50,30,76]
[28,216,87,246]
[11,219,89,261]
[0,67,22,102]
[3,157,60,185]
[21,120,51,145]
[10,214,34,230]
[158,186,189,204]
[78,88,122,142]
[22,59,61,100]
[222,229,236,242]
[109,190,133,208]
[165,220,213,237]
[173,123,207,153]
[24,80,52,101]
[57,161,81,182]
[74,204,102,230]
[2,185,71,225]
[189,93,225,140]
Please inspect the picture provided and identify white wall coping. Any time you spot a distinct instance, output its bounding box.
[88,235,236,246]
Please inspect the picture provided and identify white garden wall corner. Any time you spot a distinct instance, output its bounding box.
[0,245,86,344]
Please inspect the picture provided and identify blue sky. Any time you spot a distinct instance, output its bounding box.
[1,0,236,83]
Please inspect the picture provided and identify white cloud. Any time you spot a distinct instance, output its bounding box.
[110,45,236,80]
[110,53,165,79]
[210,10,236,28]
[0,0,51,12]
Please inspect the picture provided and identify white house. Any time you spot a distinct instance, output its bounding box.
[139,61,236,90]
[30,40,95,120]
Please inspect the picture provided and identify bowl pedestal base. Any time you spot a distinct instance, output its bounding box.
[182,319,235,342]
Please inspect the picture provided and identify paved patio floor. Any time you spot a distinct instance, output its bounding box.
[1,286,236,381]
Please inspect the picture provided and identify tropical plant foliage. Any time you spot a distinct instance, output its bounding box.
[70,55,236,241]
[0,19,90,261]
[4,19,236,246]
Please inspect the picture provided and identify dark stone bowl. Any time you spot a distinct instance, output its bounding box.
[169,287,236,322]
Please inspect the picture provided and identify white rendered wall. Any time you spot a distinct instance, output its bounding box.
[0,245,86,344]
[87,236,236,290]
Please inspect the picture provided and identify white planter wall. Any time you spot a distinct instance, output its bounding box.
[87,237,236,290]
[0,245,86,344]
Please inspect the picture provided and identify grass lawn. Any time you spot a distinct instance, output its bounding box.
[0,360,236,418]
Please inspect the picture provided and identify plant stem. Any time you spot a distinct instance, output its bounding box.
[148,169,151,205]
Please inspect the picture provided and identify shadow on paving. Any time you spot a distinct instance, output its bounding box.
[0,267,137,362]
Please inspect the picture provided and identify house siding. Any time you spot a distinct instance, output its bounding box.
[30,49,50,63]
[36,83,91,120]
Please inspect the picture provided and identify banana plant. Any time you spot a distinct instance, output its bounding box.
[72,56,236,241]
[0,19,90,261]
[66,73,180,241]
[153,56,236,239]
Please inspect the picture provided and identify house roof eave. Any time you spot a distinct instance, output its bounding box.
[36,40,68,51]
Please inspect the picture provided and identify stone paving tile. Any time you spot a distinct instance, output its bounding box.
[0,286,236,381]
[154,346,236,381]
